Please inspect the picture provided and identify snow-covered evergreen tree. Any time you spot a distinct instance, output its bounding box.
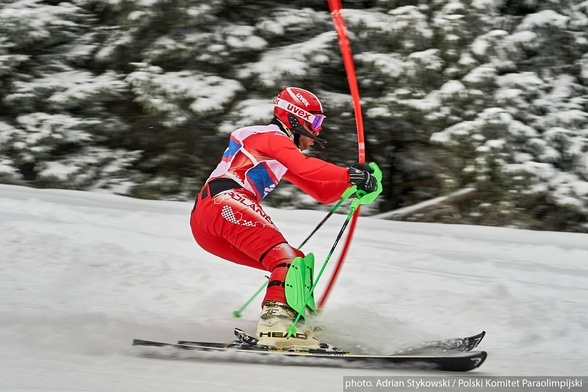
[432,2,588,231]
[0,0,587,231]
[0,0,139,193]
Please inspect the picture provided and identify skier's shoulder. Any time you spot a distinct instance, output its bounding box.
[233,124,289,139]
[234,124,293,149]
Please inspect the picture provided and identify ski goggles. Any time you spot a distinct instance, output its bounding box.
[274,98,326,132]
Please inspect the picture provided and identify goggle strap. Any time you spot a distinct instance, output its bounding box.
[287,114,327,149]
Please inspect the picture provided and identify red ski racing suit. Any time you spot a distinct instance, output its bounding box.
[190,124,350,304]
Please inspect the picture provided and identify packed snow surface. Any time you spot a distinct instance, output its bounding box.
[1,184,586,391]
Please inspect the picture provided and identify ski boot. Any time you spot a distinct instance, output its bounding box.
[255,301,321,349]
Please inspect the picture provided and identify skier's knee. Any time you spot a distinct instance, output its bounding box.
[260,243,303,271]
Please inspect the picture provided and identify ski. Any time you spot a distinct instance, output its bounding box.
[391,331,486,355]
[178,329,486,355]
[132,329,487,372]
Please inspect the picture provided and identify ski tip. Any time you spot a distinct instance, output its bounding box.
[443,351,488,372]
[470,331,487,351]
[473,350,488,370]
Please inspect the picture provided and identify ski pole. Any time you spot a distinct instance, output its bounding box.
[233,277,269,318]
[232,187,355,318]
[298,186,356,249]
[287,199,361,337]
[287,163,383,336]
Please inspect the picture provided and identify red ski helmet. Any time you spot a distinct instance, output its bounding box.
[273,87,327,147]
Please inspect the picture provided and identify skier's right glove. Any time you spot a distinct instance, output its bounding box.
[348,165,378,193]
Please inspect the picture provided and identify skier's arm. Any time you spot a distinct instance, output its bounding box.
[283,170,349,204]
[254,132,350,204]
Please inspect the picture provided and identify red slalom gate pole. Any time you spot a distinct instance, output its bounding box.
[319,0,366,309]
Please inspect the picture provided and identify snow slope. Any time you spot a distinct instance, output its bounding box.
[1,184,587,391]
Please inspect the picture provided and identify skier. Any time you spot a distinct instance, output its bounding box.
[190,87,380,349]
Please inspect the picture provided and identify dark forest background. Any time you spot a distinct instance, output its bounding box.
[1,0,587,232]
